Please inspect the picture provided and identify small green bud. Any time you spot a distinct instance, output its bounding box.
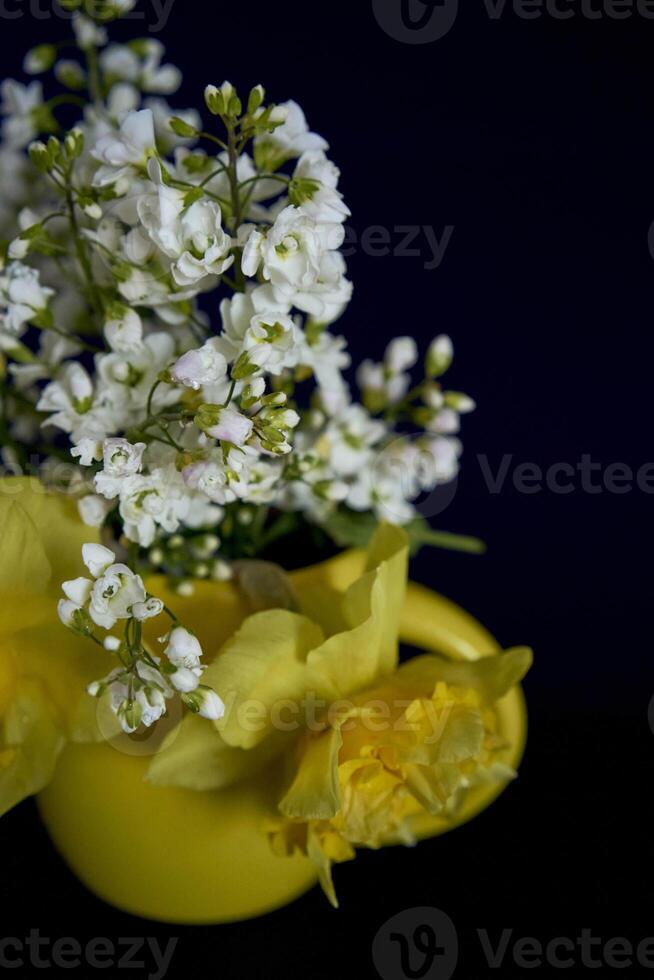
[443,391,476,414]
[231,352,259,380]
[170,116,199,139]
[24,44,56,75]
[55,60,87,91]
[28,141,51,172]
[426,335,453,379]
[247,85,265,114]
[64,127,85,160]
[204,85,224,116]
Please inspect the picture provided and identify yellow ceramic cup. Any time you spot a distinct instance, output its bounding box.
[38,555,527,924]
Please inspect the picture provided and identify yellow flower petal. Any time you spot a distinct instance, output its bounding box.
[0,681,64,817]
[0,498,51,634]
[207,610,325,749]
[279,726,343,821]
[146,712,289,791]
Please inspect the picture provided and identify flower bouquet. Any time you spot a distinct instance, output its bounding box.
[0,0,531,924]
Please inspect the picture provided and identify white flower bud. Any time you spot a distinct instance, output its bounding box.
[170,343,227,390]
[199,405,253,446]
[386,336,418,374]
[132,597,164,621]
[183,685,225,720]
[8,238,29,261]
[165,626,203,669]
[78,495,112,528]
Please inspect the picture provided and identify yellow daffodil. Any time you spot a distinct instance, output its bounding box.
[140,524,530,909]
[0,478,106,817]
[38,524,530,923]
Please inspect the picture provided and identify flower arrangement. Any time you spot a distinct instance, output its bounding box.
[0,0,531,922]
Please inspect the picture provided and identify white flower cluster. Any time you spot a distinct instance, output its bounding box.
[0,3,475,589]
[59,543,224,734]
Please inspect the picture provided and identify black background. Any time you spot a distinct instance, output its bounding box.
[1,0,653,976]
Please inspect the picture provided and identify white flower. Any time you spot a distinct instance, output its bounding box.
[323,404,386,478]
[78,494,113,528]
[71,438,103,467]
[96,332,176,415]
[292,150,350,224]
[100,40,181,95]
[62,576,94,606]
[241,206,325,284]
[73,12,108,49]
[0,80,43,147]
[103,438,146,477]
[0,262,53,338]
[182,459,236,505]
[95,439,146,498]
[170,342,227,390]
[164,626,203,669]
[254,100,327,165]
[203,406,254,446]
[88,562,147,629]
[241,312,301,375]
[188,686,225,720]
[38,364,112,442]
[104,306,144,353]
[138,175,234,286]
[170,666,203,693]
[82,542,116,578]
[58,599,82,628]
[114,467,189,546]
[92,109,156,186]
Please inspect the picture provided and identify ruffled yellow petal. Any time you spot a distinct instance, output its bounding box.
[395,646,533,704]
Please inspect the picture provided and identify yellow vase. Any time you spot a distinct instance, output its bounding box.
[38,550,527,924]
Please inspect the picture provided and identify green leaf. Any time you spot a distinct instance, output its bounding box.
[405,517,486,556]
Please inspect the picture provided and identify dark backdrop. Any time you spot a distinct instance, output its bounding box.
[1,1,652,977]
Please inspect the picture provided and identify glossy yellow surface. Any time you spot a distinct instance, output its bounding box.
[38,553,527,924]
